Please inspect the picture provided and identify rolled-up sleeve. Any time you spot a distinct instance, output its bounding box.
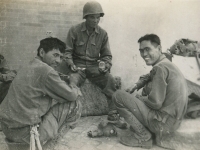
[142,66,167,110]
[136,73,151,90]
[44,70,81,103]
[100,33,112,65]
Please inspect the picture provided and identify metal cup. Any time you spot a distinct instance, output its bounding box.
[99,61,105,70]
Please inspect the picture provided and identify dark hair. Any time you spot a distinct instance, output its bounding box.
[37,37,66,56]
[138,34,161,46]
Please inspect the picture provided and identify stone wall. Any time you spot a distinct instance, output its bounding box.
[1,0,200,87]
[0,0,88,70]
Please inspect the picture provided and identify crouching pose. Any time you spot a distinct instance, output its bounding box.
[0,37,82,150]
[112,34,188,149]
[0,53,16,104]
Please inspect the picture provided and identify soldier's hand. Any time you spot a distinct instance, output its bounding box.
[2,72,16,82]
[70,64,78,72]
[104,63,111,73]
[135,94,144,102]
[99,62,111,73]
[135,94,142,99]
[125,84,137,94]
[68,81,82,97]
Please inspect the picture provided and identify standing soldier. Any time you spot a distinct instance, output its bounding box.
[65,1,119,121]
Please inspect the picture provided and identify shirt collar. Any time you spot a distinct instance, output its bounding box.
[81,22,100,34]
[153,54,166,66]
[34,56,44,64]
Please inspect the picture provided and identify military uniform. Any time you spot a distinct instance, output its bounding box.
[0,57,82,145]
[113,55,188,146]
[0,54,16,104]
[65,21,118,117]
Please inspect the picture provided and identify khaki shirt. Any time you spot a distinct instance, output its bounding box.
[65,22,112,66]
[0,58,81,128]
[137,55,188,120]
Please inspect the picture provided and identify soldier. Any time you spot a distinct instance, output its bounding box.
[0,54,16,131]
[65,1,119,121]
[112,34,188,149]
[0,53,16,104]
[0,37,82,150]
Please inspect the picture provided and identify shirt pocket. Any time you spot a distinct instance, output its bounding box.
[90,42,101,58]
[75,41,85,56]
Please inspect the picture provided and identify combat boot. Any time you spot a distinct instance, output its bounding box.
[120,135,153,149]
[117,107,152,148]
[107,112,119,121]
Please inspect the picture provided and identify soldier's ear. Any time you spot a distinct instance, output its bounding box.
[39,48,45,58]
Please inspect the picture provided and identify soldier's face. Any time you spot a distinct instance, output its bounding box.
[139,40,162,66]
[39,48,63,69]
[85,14,100,29]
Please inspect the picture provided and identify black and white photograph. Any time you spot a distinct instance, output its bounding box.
[0,0,200,150]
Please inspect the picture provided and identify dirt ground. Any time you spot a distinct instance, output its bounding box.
[1,115,200,150]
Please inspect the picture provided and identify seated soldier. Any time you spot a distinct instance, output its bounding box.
[65,1,119,121]
[126,52,173,94]
[0,54,16,131]
[0,37,82,150]
[0,53,16,104]
[112,34,188,149]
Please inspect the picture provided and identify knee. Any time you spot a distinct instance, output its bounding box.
[112,90,126,106]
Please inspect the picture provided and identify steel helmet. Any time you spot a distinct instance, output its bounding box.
[83,1,104,19]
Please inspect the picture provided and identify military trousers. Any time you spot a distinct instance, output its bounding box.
[112,90,181,141]
[69,62,118,114]
[1,99,82,145]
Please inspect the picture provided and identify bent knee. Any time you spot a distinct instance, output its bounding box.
[113,90,135,107]
[112,90,127,106]
[113,90,126,100]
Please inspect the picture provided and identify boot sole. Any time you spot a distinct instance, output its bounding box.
[120,138,153,149]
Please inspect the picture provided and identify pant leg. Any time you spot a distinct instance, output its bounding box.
[88,72,118,114]
[112,90,152,141]
[38,99,82,143]
[1,100,82,144]
[113,90,151,125]
[1,122,30,143]
[82,64,118,114]
[113,90,181,144]
[148,110,181,145]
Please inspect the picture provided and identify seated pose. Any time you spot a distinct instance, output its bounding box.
[0,53,16,104]
[65,1,120,121]
[112,34,188,149]
[0,37,82,150]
